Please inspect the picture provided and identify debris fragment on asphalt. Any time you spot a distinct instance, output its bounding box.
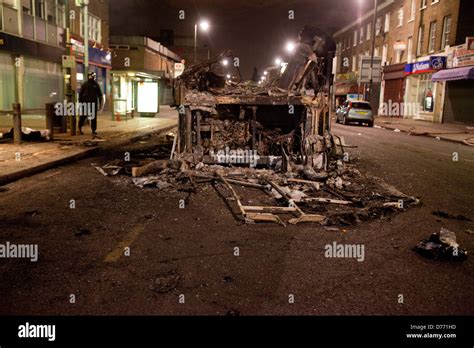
[432,210,472,222]
[413,228,468,262]
[151,271,180,293]
[75,228,92,237]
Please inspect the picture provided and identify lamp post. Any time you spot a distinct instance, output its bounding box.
[368,0,378,103]
[194,20,210,64]
[75,0,89,77]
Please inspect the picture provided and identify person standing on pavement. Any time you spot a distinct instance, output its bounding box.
[78,72,105,136]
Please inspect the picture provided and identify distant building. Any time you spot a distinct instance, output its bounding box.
[110,36,182,118]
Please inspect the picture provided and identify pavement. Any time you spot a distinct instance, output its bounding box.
[375,116,474,146]
[0,107,178,186]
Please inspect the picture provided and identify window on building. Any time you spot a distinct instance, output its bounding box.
[431,0,440,4]
[360,27,364,43]
[417,25,424,56]
[395,48,404,63]
[353,55,357,72]
[367,23,371,41]
[397,7,404,27]
[407,36,413,62]
[21,0,33,14]
[376,17,382,36]
[35,0,46,19]
[382,44,388,65]
[374,47,380,57]
[346,35,350,49]
[384,12,390,32]
[410,0,416,21]
[80,12,102,43]
[428,21,437,53]
[441,15,451,48]
[421,0,427,10]
[354,30,358,47]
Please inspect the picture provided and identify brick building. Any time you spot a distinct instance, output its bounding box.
[333,0,474,123]
[405,0,474,123]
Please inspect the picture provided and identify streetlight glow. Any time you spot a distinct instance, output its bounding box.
[264,71,268,76]
[199,20,210,31]
[222,59,229,66]
[226,74,231,79]
[275,57,282,66]
[286,41,296,53]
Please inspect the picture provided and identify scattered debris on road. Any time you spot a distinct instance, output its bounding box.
[151,271,180,293]
[432,210,472,222]
[414,228,468,262]
[75,228,92,237]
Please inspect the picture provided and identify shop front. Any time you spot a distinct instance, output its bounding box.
[404,56,447,122]
[433,43,474,125]
[111,71,163,119]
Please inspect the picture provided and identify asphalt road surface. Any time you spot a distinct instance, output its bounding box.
[0,124,473,315]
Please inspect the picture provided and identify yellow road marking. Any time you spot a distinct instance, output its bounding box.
[103,223,145,263]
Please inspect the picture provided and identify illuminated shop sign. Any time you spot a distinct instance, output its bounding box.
[405,56,446,75]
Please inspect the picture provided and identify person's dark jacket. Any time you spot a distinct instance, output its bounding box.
[79,79,103,108]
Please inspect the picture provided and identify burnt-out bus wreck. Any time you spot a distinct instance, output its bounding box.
[175,26,338,174]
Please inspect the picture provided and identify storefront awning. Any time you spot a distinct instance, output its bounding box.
[432,66,474,82]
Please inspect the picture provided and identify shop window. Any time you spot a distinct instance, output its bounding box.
[418,74,435,113]
[354,30,358,47]
[359,27,364,44]
[366,23,371,41]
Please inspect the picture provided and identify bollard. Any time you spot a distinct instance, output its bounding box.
[45,102,55,141]
[12,103,22,145]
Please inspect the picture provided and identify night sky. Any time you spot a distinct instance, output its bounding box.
[110,0,373,79]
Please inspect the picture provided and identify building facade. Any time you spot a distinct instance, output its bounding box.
[0,0,67,112]
[110,36,181,118]
[333,0,474,124]
[405,0,473,123]
[0,0,111,113]
[67,0,111,106]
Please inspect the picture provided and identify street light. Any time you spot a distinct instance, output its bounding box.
[264,71,268,76]
[226,74,231,79]
[194,20,210,64]
[285,41,296,54]
[275,57,282,66]
[222,59,229,66]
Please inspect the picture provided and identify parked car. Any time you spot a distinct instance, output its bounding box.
[335,101,374,127]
